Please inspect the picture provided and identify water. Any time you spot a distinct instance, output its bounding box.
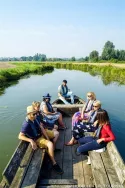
[0,68,125,180]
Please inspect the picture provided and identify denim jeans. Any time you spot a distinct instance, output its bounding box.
[59,91,74,104]
[77,136,106,155]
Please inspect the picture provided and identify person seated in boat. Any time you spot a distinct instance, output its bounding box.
[58,80,74,104]
[32,101,58,130]
[18,105,64,174]
[72,92,96,127]
[40,93,66,130]
[75,109,116,165]
[65,100,101,146]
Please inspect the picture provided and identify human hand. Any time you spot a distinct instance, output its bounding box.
[93,120,98,127]
[30,140,38,150]
[97,138,103,144]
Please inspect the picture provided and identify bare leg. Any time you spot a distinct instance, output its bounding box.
[53,130,59,149]
[53,124,58,130]
[46,141,56,165]
[58,113,65,127]
[65,136,77,145]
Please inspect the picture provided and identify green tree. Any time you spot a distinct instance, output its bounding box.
[89,50,99,62]
[101,41,115,60]
[71,57,76,61]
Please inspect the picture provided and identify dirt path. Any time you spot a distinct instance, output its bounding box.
[0,62,16,69]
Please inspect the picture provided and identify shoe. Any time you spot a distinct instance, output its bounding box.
[58,126,67,130]
[54,148,61,152]
[53,163,64,174]
[75,147,81,156]
[86,156,91,165]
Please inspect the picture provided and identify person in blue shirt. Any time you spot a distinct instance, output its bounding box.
[18,105,63,174]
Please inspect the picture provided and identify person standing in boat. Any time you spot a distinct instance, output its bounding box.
[65,100,101,146]
[58,80,74,104]
[72,92,96,127]
[40,93,66,129]
[18,105,64,174]
[76,110,116,164]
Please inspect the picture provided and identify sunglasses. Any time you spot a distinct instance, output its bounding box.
[93,105,98,107]
[87,95,92,97]
[32,113,37,116]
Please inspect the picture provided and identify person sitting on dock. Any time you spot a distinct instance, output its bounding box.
[72,92,96,127]
[32,101,58,130]
[76,109,116,164]
[18,106,64,174]
[58,80,74,104]
[40,93,66,130]
[65,100,101,146]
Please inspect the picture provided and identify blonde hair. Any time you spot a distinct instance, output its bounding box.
[93,100,101,108]
[32,101,40,109]
[87,92,96,100]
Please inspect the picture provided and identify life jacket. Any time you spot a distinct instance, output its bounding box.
[94,125,102,138]
[25,117,42,139]
[61,84,68,95]
[46,102,53,112]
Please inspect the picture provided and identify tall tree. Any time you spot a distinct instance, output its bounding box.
[101,41,115,60]
[89,50,99,62]
[71,57,75,61]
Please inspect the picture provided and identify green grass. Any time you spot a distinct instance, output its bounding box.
[0,63,54,87]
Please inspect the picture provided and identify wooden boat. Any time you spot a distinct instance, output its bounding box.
[0,96,125,188]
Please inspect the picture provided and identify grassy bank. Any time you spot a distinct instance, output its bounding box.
[45,62,125,85]
[0,63,54,87]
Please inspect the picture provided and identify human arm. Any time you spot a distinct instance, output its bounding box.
[97,125,116,143]
[43,104,56,115]
[40,123,50,140]
[18,132,37,150]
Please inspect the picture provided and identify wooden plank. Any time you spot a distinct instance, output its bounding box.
[38,185,77,188]
[81,155,94,187]
[10,144,34,188]
[50,124,65,179]
[2,141,29,185]
[62,117,73,179]
[101,151,123,188]
[89,151,110,188]
[39,179,78,185]
[72,145,85,187]
[52,104,84,109]
[21,149,45,188]
[107,142,125,186]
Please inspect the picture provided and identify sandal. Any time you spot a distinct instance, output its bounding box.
[65,141,78,146]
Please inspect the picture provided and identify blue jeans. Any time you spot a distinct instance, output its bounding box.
[59,91,74,104]
[77,136,106,155]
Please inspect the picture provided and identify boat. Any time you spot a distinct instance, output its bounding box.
[0,96,125,188]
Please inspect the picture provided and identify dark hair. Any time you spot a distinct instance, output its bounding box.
[96,109,110,125]
[63,80,67,84]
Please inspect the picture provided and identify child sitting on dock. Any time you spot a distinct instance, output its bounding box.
[18,105,64,174]
[76,109,116,164]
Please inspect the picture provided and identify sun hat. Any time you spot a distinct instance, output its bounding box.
[43,93,51,98]
[27,106,36,114]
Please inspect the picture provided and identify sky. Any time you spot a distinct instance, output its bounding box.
[0,0,125,58]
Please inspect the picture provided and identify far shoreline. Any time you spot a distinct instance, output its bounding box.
[0,61,125,70]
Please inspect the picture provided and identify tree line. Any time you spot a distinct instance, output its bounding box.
[0,41,125,62]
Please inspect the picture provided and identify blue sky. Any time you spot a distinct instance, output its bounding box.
[0,0,125,58]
